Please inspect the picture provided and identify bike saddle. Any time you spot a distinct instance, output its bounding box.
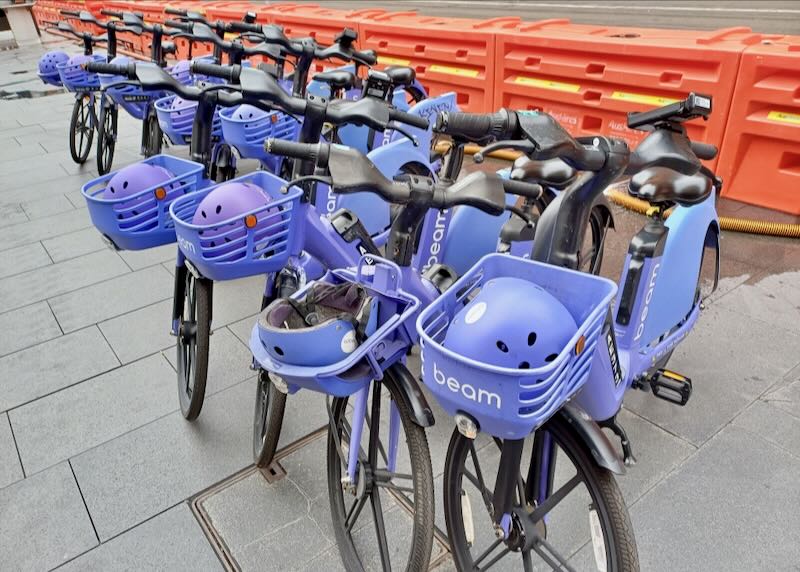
[628,129,701,176]
[313,69,355,91]
[384,66,416,88]
[628,167,712,206]
[162,41,177,55]
[510,155,576,189]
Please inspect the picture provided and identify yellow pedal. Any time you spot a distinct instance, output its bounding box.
[660,369,689,383]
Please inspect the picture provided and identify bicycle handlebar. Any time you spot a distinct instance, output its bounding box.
[435,110,516,142]
[60,9,80,17]
[85,62,130,76]
[164,19,194,33]
[689,141,717,161]
[191,60,239,83]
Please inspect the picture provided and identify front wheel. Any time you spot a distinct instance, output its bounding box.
[69,94,94,164]
[142,106,163,157]
[176,272,212,421]
[443,414,639,572]
[327,366,435,571]
[96,99,118,175]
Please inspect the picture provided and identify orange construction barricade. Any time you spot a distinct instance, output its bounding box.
[359,13,522,112]
[494,22,781,164]
[717,41,800,213]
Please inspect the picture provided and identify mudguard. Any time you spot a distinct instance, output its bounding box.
[557,403,626,475]
[384,362,435,428]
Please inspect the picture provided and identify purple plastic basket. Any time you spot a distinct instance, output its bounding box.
[57,54,103,92]
[219,106,300,169]
[417,254,617,440]
[169,170,302,281]
[249,257,421,397]
[81,154,206,251]
[154,93,223,145]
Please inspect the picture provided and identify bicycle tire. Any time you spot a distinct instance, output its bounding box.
[69,95,94,164]
[96,99,118,175]
[142,107,163,157]
[176,273,212,421]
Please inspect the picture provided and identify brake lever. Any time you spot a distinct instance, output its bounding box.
[282,174,332,191]
[474,139,537,163]
[387,122,419,147]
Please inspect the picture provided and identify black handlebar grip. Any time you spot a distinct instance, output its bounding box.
[355,49,377,65]
[502,179,544,200]
[164,7,188,16]
[85,62,132,77]
[389,109,429,130]
[190,61,240,83]
[60,9,81,17]
[226,21,261,33]
[690,141,718,161]
[435,110,513,141]
[164,19,193,32]
[100,9,123,18]
[265,139,320,163]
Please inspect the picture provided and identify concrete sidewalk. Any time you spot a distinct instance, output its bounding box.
[0,40,798,571]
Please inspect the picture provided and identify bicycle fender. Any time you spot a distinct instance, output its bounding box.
[384,363,435,428]
[557,404,626,475]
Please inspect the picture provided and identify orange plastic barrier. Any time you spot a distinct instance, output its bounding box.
[203,1,262,24]
[359,13,522,112]
[494,22,781,163]
[717,41,800,213]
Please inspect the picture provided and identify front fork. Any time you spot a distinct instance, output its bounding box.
[171,250,187,336]
[344,385,402,483]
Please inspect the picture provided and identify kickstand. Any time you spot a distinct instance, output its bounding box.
[600,415,637,467]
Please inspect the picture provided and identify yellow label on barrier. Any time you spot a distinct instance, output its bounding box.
[377,56,411,66]
[514,76,580,93]
[767,110,800,125]
[610,91,678,106]
[429,65,480,78]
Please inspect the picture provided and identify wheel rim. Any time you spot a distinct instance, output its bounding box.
[177,272,198,410]
[98,105,116,173]
[253,371,272,454]
[446,429,618,572]
[71,96,94,162]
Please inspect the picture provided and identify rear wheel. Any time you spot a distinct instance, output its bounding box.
[96,98,118,175]
[580,206,609,276]
[176,272,212,421]
[69,95,94,164]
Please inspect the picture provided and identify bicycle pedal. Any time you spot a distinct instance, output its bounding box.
[650,369,692,406]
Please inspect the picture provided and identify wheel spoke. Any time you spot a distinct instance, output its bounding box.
[469,442,495,511]
[522,549,534,572]
[529,474,582,523]
[530,535,577,572]
[479,546,511,571]
[473,538,503,567]
[370,489,392,571]
[345,494,369,532]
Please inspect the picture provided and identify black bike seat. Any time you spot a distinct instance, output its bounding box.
[384,66,416,88]
[629,129,701,176]
[628,167,712,206]
[313,70,355,91]
[510,155,576,188]
[162,41,177,55]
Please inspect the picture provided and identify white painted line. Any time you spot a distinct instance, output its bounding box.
[402,1,800,15]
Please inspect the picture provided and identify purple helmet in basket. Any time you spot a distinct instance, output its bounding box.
[443,277,578,370]
[231,104,268,124]
[38,50,69,76]
[66,53,95,68]
[103,163,176,224]
[169,59,193,85]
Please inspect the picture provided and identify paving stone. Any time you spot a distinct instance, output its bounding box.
[211,275,268,330]
[0,242,51,280]
[1,207,91,251]
[732,399,800,459]
[0,249,129,314]
[0,174,95,206]
[10,354,178,475]
[71,380,255,540]
[20,193,75,220]
[624,304,800,446]
[0,326,119,412]
[49,265,173,333]
[0,123,45,143]
[164,326,254,397]
[237,512,332,571]
[719,271,800,335]
[117,243,179,271]
[57,503,222,572]
[0,413,23,489]
[0,462,98,571]
[763,375,800,419]
[41,227,108,262]
[0,142,47,163]
[98,299,174,364]
[630,426,800,571]
[0,157,68,191]
[0,202,27,228]
[227,315,258,346]
[0,300,62,357]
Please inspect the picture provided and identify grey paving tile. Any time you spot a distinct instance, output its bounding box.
[211,275,268,330]
[0,142,43,162]
[98,299,174,364]
[227,315,258,346]
[117,243,179,271]
[732,399,800,459]
[1,206,91,251]
[624,304,800,446]
[0,326,120,412]
[50,265,173,333]
[10,354,178,475]
[764,376,800,419]
[718,273,800,337]
[0,202,27,228]
[0,241,51,280]
[164,326,254,397]
[57,503,221,572]
[631,426,800,571]
[0,413,23,489]
[0,123,45,142]
[237,512,332,571]
[0,249,129,314]
[71,379,255,540]
[0,300,62,357]
[20,193,75,220]
[0,462,98,571]
[41,227,108,262]
[0,158,68,191]
[0,174,95,206]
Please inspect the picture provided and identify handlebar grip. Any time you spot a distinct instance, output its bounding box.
[502,179,544,200]
[85,62,132,77]
[355,49,377,65]
[164,19,193,32]
[226,21,261,33]
[690,141,718,161]
[435,110,514,141]
[190,61,240,83]
[265,139,321,164]
[100,9,123,18]
[389,109,429,130]
[164,7,188,16]
[60,9,80,17]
